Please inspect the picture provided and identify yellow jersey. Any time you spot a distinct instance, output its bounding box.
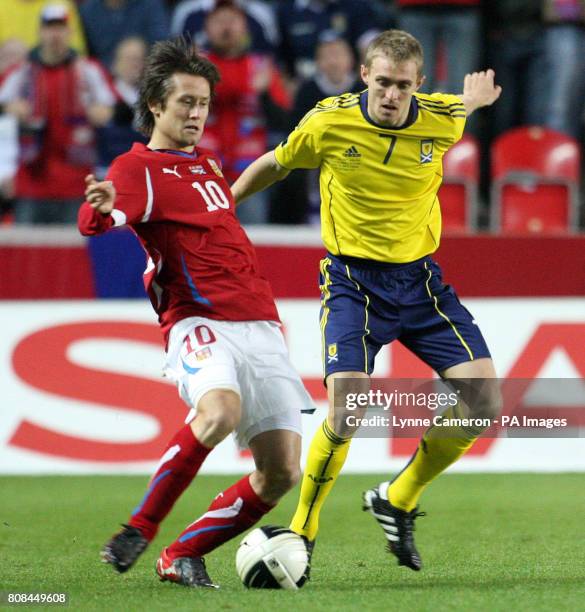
[274,91,466,263]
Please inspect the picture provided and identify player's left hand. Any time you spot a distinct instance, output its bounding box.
[463,69,502,109]
[85,174,116,214]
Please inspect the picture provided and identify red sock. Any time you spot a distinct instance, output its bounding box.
[166,475,273,559]
[128,424,211,541]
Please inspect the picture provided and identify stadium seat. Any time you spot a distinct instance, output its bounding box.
[491,126,581,234]
[439,134,479,232]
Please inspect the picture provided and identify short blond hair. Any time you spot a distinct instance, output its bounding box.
[364,29,424,76]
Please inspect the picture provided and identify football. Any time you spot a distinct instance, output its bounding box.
[236,525,309,590]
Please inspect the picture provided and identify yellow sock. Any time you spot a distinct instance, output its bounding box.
[387,405,478,512]
[290,419,350,541]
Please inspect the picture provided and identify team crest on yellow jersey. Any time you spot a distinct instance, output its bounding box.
[208,158,223,177]
[420,139,434,164]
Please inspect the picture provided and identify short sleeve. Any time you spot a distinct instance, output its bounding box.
[274,113,322,170]
[426,92,467,144]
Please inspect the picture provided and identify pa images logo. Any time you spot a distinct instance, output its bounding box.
[420,139,434,164]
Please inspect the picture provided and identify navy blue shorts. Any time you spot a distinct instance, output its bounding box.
[320,253,491,378]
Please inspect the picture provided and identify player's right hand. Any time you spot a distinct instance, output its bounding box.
[85,174,116,214]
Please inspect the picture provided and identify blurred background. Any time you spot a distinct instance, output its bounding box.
[1,0,584,475]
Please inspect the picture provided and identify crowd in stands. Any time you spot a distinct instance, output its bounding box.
[0,0,583,227]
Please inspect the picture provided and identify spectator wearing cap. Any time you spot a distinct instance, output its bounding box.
[198,1,292,224]
[276,0,390,80]
[171,0,279,55]
[0,0,87,55]
[80,0,170,69]
[0,5,116,224]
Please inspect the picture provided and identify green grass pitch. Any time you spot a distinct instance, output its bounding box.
[1,474,583,611]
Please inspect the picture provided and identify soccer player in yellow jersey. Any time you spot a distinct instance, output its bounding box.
[232,30,502,575]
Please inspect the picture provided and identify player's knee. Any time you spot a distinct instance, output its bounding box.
[281,463,301,490]
[327,372,370,437]
[200,402,240,437]
[192,389,241,446]
[473,382,503,421]
[257,463,300,500]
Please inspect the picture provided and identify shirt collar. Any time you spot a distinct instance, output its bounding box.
[359,91,419,130]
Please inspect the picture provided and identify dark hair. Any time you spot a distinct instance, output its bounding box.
[136,37,221,136]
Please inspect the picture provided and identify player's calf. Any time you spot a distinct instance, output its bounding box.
[251,463,300,505]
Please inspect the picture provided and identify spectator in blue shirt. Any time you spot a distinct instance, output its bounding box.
[80,0,170,68]
[171,0,279,56]
[276,0,390,79]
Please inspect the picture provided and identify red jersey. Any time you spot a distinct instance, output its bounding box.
[78,143,279,342]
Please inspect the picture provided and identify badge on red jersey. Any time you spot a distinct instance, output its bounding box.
[208,158,223,178]
[195,347,212,361]
[189,165,206,175]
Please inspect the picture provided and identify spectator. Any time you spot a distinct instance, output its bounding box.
[0,4,116,224]
[0,39,28,224]
[291,32,363,126]
[198,1,291,224]
[0,39,28,79]
[0,0,87,55]
[395,1,481,94]
[276,0,388,80]
[543,0,585,138]
[279,32,363,225]
[96,36,148,175]
[80,0,170,69]
[171,0,279,55]
[485,0,547,140]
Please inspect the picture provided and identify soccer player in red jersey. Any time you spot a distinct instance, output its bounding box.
[78,38,314,588]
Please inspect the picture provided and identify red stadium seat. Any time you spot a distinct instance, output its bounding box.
[439,134,479,232]
[491,126,581,234]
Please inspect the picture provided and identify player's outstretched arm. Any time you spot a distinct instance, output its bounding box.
[78,174,118,236]
[231,150,290,206]
[459,69,502,116]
